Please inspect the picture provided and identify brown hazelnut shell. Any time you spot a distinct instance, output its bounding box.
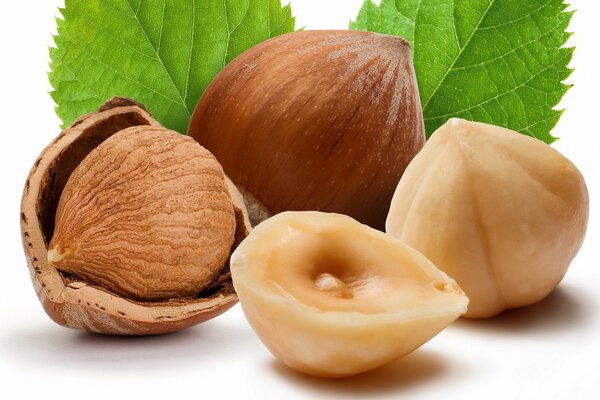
[21,98,251,335]
[189,30,425,230]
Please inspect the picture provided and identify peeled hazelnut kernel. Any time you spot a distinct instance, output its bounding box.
[48,126,235,301]
[21,98,251,335]
[189,30,425,230]
[230,211,468,378]
[386,118,589,318]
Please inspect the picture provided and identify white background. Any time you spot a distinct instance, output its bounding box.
[1,1,599,399]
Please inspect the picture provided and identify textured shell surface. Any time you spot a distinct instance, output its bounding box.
[49,126,236,301]
[189,30,425,230]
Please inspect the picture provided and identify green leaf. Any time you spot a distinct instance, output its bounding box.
[49,0,296,133]
[350,0,573,143]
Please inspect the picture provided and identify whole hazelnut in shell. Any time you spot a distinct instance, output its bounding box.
[386,119,589,318]
[189,30,425,230]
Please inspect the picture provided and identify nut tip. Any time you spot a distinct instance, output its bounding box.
[448,117,467,128]
[47,246,71,264]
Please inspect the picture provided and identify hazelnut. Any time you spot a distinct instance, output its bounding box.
[386,119,589,318]
[21,98,251,334]
[189,30,425,230]
[48,126,235,301]
[230,211,468,377]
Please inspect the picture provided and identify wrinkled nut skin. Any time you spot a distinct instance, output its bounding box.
[386,119,589,318]
[189,30,425,231]
[49,127,236,301]
[21,98,250,335]
[231,212,468,377]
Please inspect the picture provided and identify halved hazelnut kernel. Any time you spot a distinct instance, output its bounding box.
[231,211,469,378]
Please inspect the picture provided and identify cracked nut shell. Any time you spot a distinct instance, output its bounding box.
[21,98,251,335]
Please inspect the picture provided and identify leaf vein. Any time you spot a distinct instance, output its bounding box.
[422,0,498,110]
[451,21,564,72]
[182,0,196,109]
[123,0,189,114]
[156,0,166,54]
[424,57,569,121]
[79,46,184,106]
